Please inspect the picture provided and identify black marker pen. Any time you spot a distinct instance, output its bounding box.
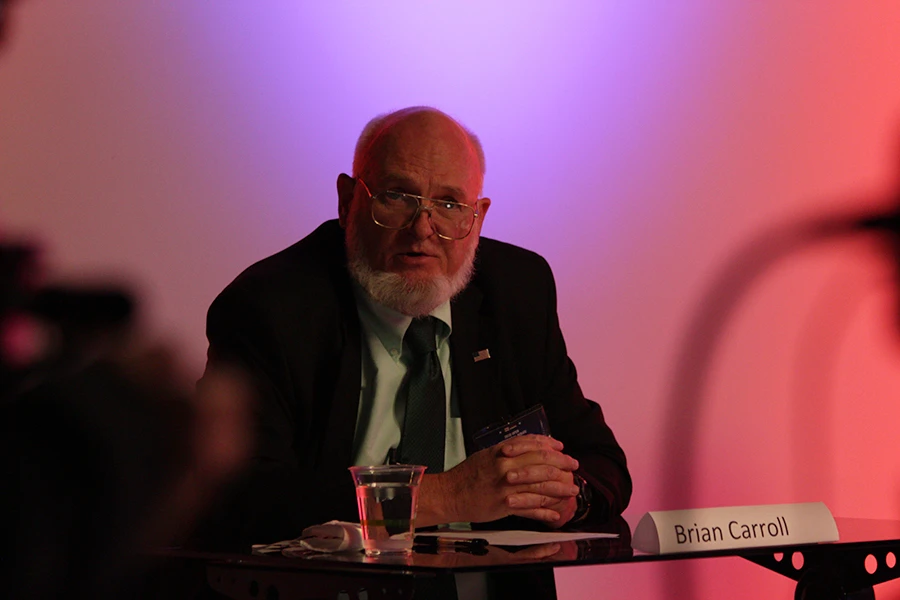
[413,535,489,551]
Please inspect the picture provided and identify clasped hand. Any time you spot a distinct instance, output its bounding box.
[418,434,580,528]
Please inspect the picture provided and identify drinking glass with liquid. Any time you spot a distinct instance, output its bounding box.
[348,464,426,556]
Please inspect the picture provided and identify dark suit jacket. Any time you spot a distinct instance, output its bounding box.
[199,220,631,546]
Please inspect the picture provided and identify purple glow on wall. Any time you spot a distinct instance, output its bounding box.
[173,2,729,254]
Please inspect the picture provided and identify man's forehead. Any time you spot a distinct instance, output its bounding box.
[366,114,481,191]
[380,172,469,199]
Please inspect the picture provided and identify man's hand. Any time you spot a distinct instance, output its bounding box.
[416,434,580,528]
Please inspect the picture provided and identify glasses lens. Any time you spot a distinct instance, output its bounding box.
[372,191,418,228]
[431,202,475,239]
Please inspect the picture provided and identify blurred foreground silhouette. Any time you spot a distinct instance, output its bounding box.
[1,241,252,599]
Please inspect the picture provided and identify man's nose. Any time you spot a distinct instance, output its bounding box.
[410,204,437,238]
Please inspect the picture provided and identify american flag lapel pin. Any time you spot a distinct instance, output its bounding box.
[473,349,491,362]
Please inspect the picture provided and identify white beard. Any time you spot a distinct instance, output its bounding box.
[345,223,477,317]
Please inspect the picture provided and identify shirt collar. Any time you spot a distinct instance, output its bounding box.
[352,283,452,355]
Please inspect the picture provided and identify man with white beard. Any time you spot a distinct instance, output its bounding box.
[199,108,631,557]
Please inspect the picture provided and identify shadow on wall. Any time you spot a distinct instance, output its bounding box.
[657,131,900,596]
[0,0,20,46]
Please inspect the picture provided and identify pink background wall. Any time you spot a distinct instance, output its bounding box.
[3,2,900,597]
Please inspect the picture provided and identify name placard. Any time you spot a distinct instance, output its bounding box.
[632,502,838,554]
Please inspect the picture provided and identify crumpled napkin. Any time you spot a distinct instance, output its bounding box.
[251,521,364,556]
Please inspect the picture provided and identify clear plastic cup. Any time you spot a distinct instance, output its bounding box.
[348,464,426,556]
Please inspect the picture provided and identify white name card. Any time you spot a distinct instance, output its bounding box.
[632,502,838,554]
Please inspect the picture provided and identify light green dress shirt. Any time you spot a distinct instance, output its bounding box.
[350,286,467,471]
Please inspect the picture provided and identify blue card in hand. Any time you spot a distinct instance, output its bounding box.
[472,404,550,450]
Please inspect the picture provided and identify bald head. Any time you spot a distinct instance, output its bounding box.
[352,107,485,193]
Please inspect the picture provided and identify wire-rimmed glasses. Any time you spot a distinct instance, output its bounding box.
[357,178,479,241]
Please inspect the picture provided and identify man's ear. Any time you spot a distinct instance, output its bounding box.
[478,197,491,220]
[470,197,490,237]
[337,173,356,228]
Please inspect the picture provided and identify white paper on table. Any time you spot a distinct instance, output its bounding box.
[421,530,618,546]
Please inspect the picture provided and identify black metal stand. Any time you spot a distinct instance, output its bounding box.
[744,542,900,600]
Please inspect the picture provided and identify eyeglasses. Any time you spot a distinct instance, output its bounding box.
[357,178,479,241]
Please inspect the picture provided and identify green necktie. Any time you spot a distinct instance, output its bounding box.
[399,316,446,473]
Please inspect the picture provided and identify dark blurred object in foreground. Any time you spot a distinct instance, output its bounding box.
[0,241,250,599]
[1,242,134,401]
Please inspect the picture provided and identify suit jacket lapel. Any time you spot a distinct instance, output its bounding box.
[318,316,361,471]
[450,281,505,454]
[316,234,363,474]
